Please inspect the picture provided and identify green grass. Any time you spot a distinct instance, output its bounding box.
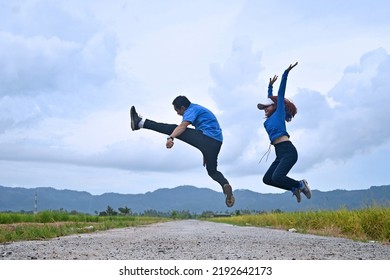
[2,208,390,244]
[0,211,170,243]
[203,207,390,243]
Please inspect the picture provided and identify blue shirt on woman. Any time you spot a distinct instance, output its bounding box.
[264,70,290,143]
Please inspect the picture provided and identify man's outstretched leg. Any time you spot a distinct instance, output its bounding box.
[131,106,191,139]
[131,106,216,149]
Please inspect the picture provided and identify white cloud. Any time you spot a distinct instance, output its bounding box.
[291,48,390,171]
[209,37,264,162]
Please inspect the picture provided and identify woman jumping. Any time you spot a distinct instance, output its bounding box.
[257,62,312,203]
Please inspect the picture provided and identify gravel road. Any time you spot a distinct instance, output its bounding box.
[1,220,389,260]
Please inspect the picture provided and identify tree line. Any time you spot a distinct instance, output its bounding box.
[97,206,280,218]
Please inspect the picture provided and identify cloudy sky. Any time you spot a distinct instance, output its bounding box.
[1,0,390,196]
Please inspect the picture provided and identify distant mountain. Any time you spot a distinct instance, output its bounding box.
[0,185,389,214]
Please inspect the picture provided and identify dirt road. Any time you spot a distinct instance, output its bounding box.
[1,220,389,260]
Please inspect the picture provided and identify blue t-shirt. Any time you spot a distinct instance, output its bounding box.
[183,103,223,142]
[264,70,290,143]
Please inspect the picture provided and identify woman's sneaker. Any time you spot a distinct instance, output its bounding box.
[223,184,235,207]
[292,187,301,203]
[300,179,312,199]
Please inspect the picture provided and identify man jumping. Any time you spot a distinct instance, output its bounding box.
[130,95,234,207]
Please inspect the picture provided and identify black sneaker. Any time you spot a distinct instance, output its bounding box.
[300,179,312,199]
[223,184,235,207]
[130,106,142,131]
[292,187,301,203]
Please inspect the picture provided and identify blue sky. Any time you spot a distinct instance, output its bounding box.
[1,0,390,195]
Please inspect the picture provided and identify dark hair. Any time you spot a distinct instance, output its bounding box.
[269,96,297,122]
[172,95,191,109]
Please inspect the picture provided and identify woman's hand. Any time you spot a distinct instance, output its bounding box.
[269,75,278,86]
[286,62,298,72]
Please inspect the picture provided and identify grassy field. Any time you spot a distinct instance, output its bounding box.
[204,207,390,244]
[2,207,390,244]
[0,211,170,243]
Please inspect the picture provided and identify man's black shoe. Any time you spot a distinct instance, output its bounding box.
[130,106,141,131]
[223,184,235,207]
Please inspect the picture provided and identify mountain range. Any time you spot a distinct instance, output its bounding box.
[1,185,389,214]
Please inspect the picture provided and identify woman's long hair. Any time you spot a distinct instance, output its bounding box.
[269,96,297,122]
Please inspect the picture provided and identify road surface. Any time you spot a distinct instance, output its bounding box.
[1,220,389,260]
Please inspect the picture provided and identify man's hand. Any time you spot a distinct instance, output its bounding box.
[166,138,174,149]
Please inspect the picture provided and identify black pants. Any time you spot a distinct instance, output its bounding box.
[263,141,300,191]
[143,119,229,188]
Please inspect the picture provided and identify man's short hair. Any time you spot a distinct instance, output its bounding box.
[172,95,191,109]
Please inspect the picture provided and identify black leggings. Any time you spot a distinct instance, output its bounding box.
[263,141,300,191]
[143,119,229,188]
